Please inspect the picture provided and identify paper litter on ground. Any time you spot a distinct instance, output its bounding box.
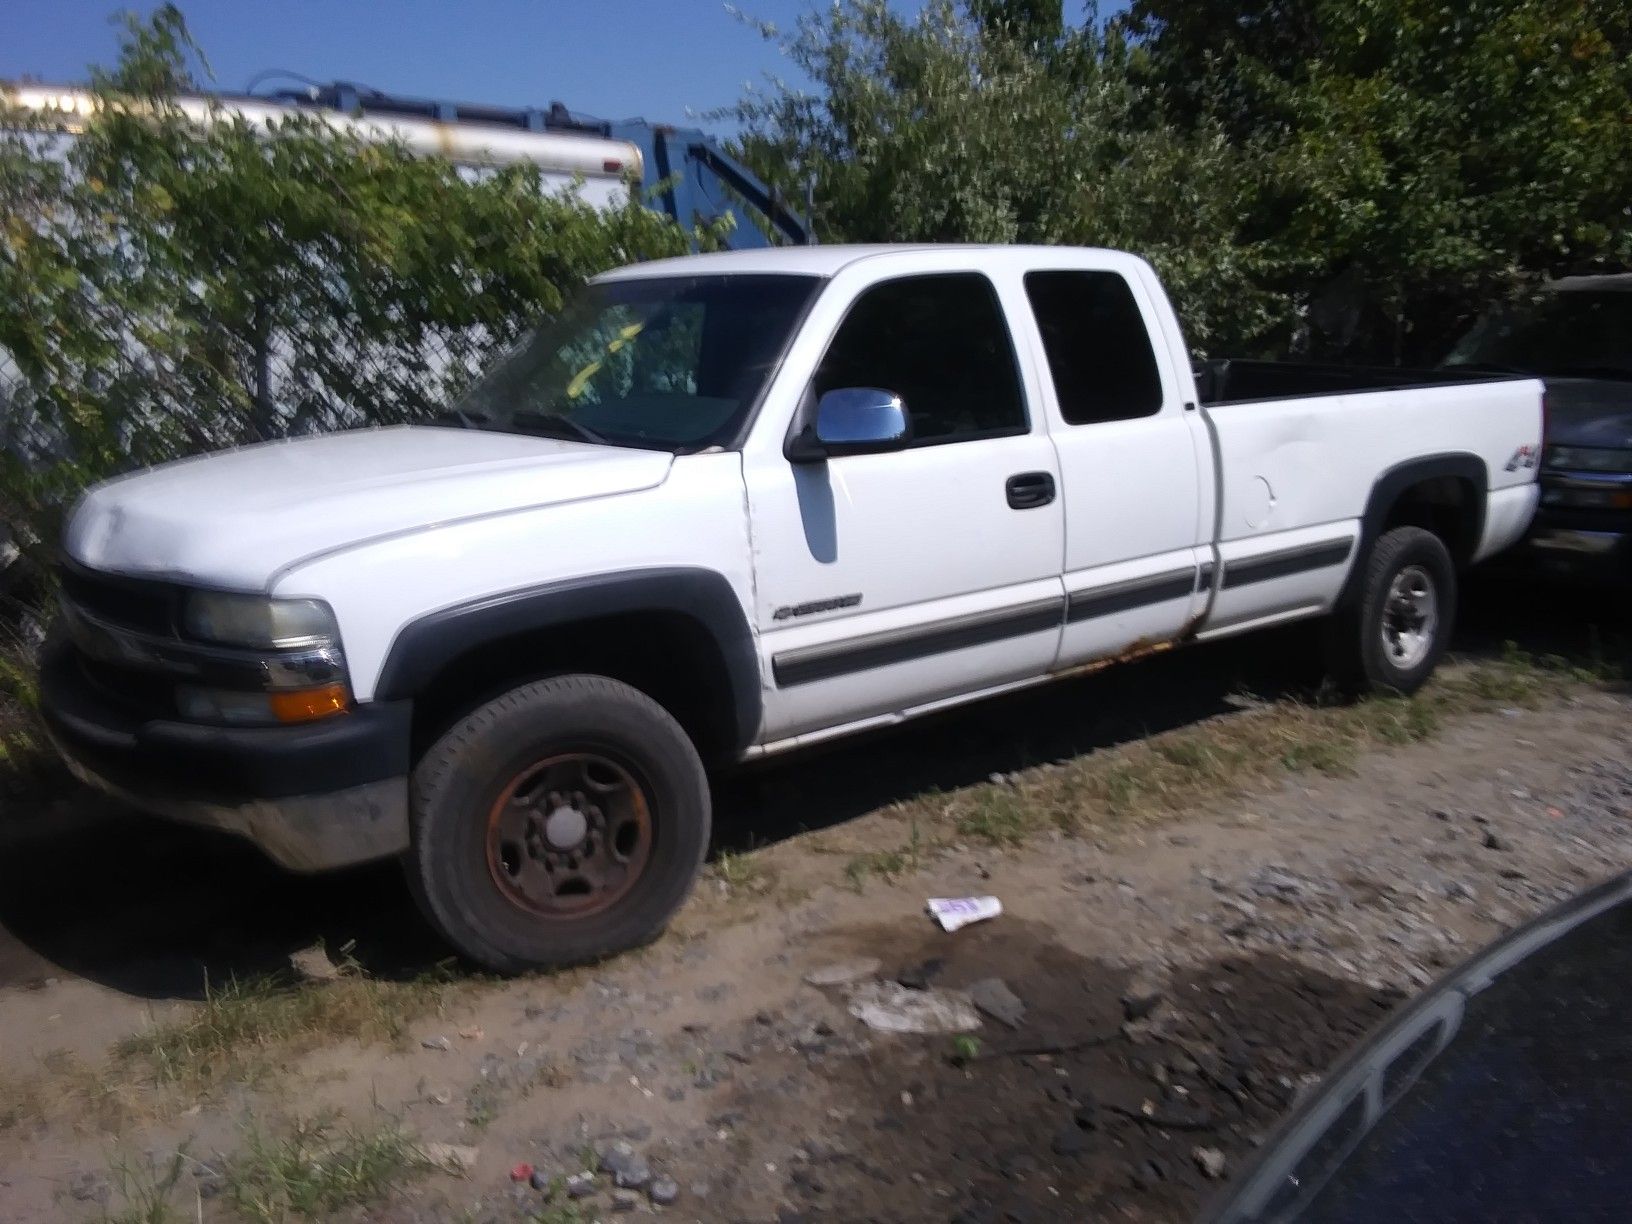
[927,894,1002,932]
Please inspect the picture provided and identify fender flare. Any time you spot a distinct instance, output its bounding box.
[1335,452,1489,610]
[373,567,762,754]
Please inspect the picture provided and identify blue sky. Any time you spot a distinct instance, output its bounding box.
[3,1,932,132]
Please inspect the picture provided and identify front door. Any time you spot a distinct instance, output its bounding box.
[744,271,1065,745]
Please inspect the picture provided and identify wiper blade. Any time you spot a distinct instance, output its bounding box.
[510,412,610,445]
[430,408,491,429]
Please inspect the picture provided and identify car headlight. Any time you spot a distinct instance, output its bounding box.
[182,592,339,649]
[1544,445,1632,473]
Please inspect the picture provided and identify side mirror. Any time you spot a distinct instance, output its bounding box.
[787,387,912,463]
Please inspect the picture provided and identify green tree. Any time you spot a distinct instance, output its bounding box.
[1125,0,1632,360]
[736,0,1632,365]
[967,0,1066,44]
[0,6,715,582]
[733,0,1293,354]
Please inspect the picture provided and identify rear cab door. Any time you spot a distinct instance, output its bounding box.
[741,250,1067,747]
[1009,250,1215,666]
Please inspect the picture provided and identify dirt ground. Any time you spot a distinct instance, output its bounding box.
[1,578,1630,1223]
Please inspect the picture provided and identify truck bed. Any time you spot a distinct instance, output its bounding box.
[1194,360,1543,639]
[1194,358,1525,406]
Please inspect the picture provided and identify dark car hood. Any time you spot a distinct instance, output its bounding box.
[1543,376,1632,448]
[1202,869,1632,1223]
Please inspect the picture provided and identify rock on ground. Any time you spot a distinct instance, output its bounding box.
[968,977,1026,1028]
[847,980,982,1034]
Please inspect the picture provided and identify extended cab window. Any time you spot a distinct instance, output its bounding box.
[1025,270,1164,424]
[814,273,1027,444]
[441,274,820,451]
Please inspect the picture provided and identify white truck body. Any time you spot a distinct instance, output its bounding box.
[65,244,1540,736]
[44,244,1542,967]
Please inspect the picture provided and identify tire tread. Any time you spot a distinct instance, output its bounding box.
[406,674,709,973]
[1326,525,1455,696]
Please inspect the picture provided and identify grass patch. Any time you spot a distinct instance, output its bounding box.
[90,1116,428,1224]
[116,967,452,1089]
[1,1051,149,1135]
[844,810,929,890]
[226,1115,429,1223]
[843,847,910,892]
[534,1202,593,1224]
[837,646,1606,882]
[463,1058,566,1132]
[0,617,54,798]
[100,1149,190,1224]
[711,847,776,896]
[0,1068,48,1134]
[954,786,1038,848]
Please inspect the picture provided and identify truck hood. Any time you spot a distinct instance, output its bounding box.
[1543,377,1632,449]
[65,426,673,590]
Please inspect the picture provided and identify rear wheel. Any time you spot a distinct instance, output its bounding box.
[1326,526,1456,695]
[406,675,710,972]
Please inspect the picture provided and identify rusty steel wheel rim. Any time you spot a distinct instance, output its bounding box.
[485,752,653,917]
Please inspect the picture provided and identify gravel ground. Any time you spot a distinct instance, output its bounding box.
[2,584,1629,1222]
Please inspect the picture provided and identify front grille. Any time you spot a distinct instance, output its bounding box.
[58,562,185,720]
[59,564,180,636]
[77,656,176,719]
[1536,505,1632,535]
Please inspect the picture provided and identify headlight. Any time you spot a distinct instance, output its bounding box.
[182,592,338,649]
[1544,445,1632,473]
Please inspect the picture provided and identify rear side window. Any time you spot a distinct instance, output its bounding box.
[813,273,1027,445]
[1024,270,1164,424]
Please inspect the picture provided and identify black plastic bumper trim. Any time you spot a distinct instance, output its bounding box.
[39,639,411,802]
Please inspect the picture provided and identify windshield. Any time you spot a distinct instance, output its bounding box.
[440,273,821,450]
[1443,288,1632,380]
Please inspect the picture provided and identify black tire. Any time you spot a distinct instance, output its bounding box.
[405,674,710,973]
[1325,526,1456,696]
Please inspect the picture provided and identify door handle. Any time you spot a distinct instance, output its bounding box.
[1006,471,1056,510]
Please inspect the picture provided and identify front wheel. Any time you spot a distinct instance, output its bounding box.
[1325,525,1456,695]
[406,675,711,973]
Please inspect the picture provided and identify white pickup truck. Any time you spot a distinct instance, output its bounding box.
[42,245,1542,970]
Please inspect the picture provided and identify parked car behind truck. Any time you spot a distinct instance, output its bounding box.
[1204,869,1632,1224]
[1442,273,1632,583]
[40,245,1543,971]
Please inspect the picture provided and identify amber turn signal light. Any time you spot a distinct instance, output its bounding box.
[268,684,351,724]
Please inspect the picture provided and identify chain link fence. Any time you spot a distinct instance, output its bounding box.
[0,269,520,599]
[1,153,701,601]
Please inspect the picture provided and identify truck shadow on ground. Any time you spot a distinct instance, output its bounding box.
[712,571,1631,856]
[722,917,1402,1222]
[0,572,1623,1001]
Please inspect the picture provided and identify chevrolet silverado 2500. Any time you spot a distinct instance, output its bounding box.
[41,245,1544,970]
